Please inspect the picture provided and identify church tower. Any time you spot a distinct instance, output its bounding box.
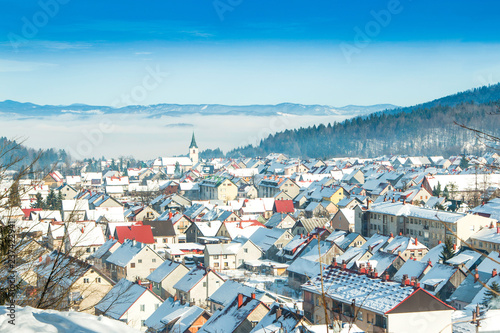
[189,132,199,165]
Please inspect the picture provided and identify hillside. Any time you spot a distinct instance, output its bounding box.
[0,137,66,171]
[227,84,500,158]
[0,100,397,118]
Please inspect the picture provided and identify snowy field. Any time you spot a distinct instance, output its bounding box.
[0,306,141,333]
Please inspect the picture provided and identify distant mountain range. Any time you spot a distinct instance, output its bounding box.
[0,100,398,118]
[227,83,500,158]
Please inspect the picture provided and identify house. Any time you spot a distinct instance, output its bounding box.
[302,265,455,332]
[469,223,500,253]
[159,306,211,333]
[258,177,300,199]
[207,280,274,313]
[356,251,406,279]
[304,201,329,218]
[114,224,155,245]
[273,199,294,214]
[33,252,114,314]
[199,177,238,202]
[287,258,327,289]
[292,217,330,235]
[330,208,356,232]
[64,221,106,260]
[383,235,429,260]
[57,184,78,199]
[106,239,164,282]
[204,239,263,270]
[419,263,467,301]
[142,220,178,250]
[250,303,312,333]
[173,265,225,308]
[146,259,190,299]
[62,199,89,221]
[198,293,270,333]
[392,259,432,283]
[248,227,294,261]
[264,213,296,231]
[95,278,162,332]
[447,270,493,310]
[126,206,160,222]
[43,171,64,189]
[89,238,120,274]
[217,220,265,241]
[185,221,223,244]
[144,296,188,332]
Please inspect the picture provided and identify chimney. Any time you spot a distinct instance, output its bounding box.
[405,277,410,286]
[385,274,390,281]
[39,256,42,263]
[251,293,256,299]
[438,240,442,244]
[399,232,402,236]
[493,268,498,278]
[238,294,244,308]
[276,307,282,320]
[474,268,479,283]
[415,238,418,245]
[342,261,346,270]
[373,270,378,278]
[333,258,338,268]
[148,283,153,291]
[174,295,178,301]
[137,280,141,285]
[453,243,457,251]
[497,226,500,234]
[390,233,393,238]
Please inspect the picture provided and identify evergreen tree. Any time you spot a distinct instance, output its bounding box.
[8,180,21,207]
[432,182,442,197]
[33,193,45,209]
[459,157,469,169]
[482,281,500,309]
[56,191,63,211]
[443,185,450,199]
[45,189,57,210]
[439,237,456,263]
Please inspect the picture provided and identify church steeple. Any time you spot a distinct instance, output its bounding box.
[189,132,199,165]
[189,132,198,149]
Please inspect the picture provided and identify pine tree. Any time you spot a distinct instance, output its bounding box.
[432,182,442,197]
[482,281,500,309]
[56,191,63,211]
[439,237,456,263]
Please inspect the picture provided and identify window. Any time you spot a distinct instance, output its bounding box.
[141,320,146,327]
[138,259,142,264]
[357,311,363,321]
[203,282,207,287]
[152,258,156,263]
[95,277,101,283]
[140,304,145,311]
[155,303,160,310]
[130,263,135,268]
[214,262,219,267]
[163,238,167,243]
[83,278,89,283]
[223,255,228,259]
[214,255,219,259]
[86,248,91,253]
[244,248,248,253]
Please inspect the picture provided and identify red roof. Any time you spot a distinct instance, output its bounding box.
[274,200,294,213]
[22,208,42,219]
[115,225,154,244]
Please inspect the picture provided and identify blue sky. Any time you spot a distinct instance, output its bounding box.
[2,0,500,107]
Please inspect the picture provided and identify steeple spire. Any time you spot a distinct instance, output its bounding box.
[189,132,198,149]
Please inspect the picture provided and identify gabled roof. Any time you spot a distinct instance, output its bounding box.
[95,279,148,319]
[249,227,289,253]
[114,225,154,244]
[250,303,309,333]
[91,238,118,259]
[146,259,186,283]
[208,280,264,307]
[144,297,187,331]
[106,239,148,267]
[174,266,222,293]
[274,200,294,213]
[198,294,268,333]
[142,220,176,238]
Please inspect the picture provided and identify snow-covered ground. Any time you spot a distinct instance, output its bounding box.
[0,306,141,333]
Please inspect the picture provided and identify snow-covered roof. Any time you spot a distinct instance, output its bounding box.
[194,221,222,237]
[421,243,446,266]
[198,294,267,333]
[393,260,430,282]
[446,250,482,271]
[302,267,415,315]
[208,280,263,307]
[173,266,211,293]
[370,201,466,223]
[250,303,305,333]
[249,227,288,252]
[91,238,118,259]
[160,306,205,332]
[106,239,147,267]
[144,297,187,331]
[146,259,185,284]
[383,235,428,253]
[476,251,500,274]
[67,222,105,247]
[419,263,458,295]
[470,227,500,244]
[95,279,146,319]
[361,233,390,253]
[205,242,243,256]
[223,220,264,240]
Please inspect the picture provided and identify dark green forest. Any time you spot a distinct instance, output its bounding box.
[227,84,500,158]
[0,137,67,171]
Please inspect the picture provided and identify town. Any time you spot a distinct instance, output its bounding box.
[1,134,500,333]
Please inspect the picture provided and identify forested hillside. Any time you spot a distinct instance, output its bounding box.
[227,101,500,158]
[0,137,67,171]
